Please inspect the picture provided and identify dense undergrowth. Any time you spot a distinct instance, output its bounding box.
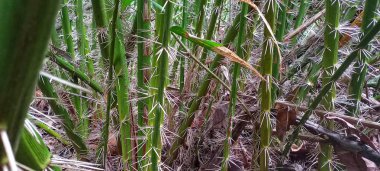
[1,0,380,170]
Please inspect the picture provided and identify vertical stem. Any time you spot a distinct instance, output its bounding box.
[260,0,277,170]
[151,0,175,170]
[192,0,207,54]
[319,1,340,170]
[102,0,120,166]
[91,0,109,64]
[291,0,310,44]
[272,0,287,102]
[137,0,152,169]
[179,0,188,94]
[61,0,83,129]
[222,3,248,171]
[348,0,379,116]
[199,0,224,63]
[75,0,91,138]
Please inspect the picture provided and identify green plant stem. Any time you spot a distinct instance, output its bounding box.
[16,127,52,170]
[35,121,70,145]
[318,1,340,170]
[259,1,277,170]
[38,77,87,155]
[75,0,91,138]
[272,0,287,102]
[291,0,310,44]
[165,14,241,165]
[137,0,152,168]
[102,0,120,166]
[151,0,175,169]
[91,0,109,64]
[348,0,379,116]
[283,17,380,158]
[114,35,132,168]
[179,0,188,95]
[192,0,207,54]
[61,0,84,135]
[222,3,248,171]
[199,0,223,63]
[50,54,103,94]
[0,0,60,165]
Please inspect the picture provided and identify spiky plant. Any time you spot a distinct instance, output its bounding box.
[348,0,379,116]
[259,0,278,170]
[222,3,248,171]
[165,15,241,164]
[319,1,340,170]
[137,0,152,168]
[151,0,175,170]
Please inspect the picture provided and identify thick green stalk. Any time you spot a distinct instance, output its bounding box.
[102,0,120,166]
[75,0,94,85]
[0,0,60,166]
[291,0,310,44]
[137,0,152,169]
[151,0,175,169]
[283,17,380,159]
[259,1,277,170]
[222,3,248,171]
[319,1,340,170]
[51,25,60,47]
[348,0,379,116]
[75,0,90,57]
[165,14,241,165]
[199,0,224,63]
[114,36,132,168]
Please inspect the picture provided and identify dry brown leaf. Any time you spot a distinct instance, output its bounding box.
[335,145,379,171]
[339,11,364,47]
[212,46,265,81]
[275,103,297,140]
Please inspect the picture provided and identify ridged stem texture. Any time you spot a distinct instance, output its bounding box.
[137,0,152,169]
[75,0,91,138]
[318,1,340,170]
[151,0,175,170]
[259,1,277,170]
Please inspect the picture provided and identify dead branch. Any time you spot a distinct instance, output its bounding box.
[276,101,380,130]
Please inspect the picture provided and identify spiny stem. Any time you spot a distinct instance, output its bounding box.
[222,3,248,171]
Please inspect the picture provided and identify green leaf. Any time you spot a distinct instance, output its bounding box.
[170,26,222,48]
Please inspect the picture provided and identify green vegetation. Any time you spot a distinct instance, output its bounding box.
[1,0,380,170]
